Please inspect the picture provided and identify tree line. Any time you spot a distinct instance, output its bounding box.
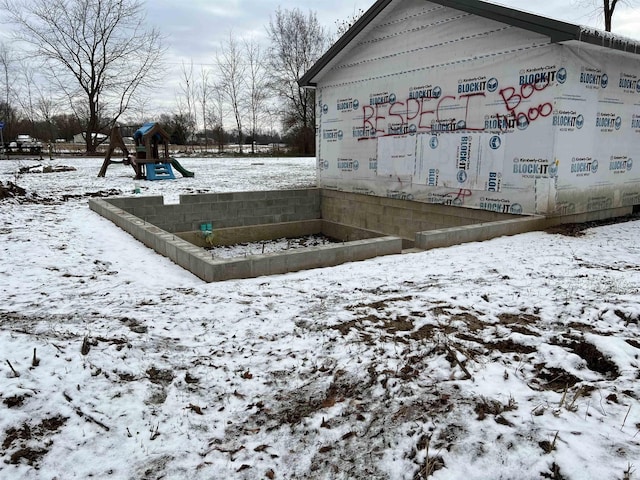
[0,0,331,155]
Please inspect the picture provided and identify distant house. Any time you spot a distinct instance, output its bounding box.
[300,0,640,216]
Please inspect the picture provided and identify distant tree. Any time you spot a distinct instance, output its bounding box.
[0,0,164,153]
[211,84,226,153]
[35,88,61,142]
[244,38,269,155]
[267,8,330,155]
[159,113,193,146]
[335,8,365,38]
[216,32,246,154]
[197,67,213,152]
[581,0,637,31]
[176,60,198,146]
[51,113,82,142]
[0,42,14,140]
[13,63,39,132]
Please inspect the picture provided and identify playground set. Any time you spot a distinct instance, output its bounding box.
[98,122,194,180]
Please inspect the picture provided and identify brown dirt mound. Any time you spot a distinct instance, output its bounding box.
[0,181,26,199]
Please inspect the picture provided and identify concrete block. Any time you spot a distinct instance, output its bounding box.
[314,247,339,267]
[216,258,253,281]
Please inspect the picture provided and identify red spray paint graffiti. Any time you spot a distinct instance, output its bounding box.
[356,79,555,139]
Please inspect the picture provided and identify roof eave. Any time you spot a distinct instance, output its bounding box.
[299,0,640,88]
[433,0,582,43]
[298,0,393,88]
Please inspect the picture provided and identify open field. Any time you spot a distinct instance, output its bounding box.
[1,156,639,479]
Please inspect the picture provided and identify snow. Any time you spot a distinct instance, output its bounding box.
[1,156,640,480]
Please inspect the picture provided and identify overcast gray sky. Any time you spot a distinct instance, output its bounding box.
[145,0,640,112]
[3,0,638,118]
[150,0,640,68]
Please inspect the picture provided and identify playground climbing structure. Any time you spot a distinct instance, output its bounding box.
[98,123,194,180]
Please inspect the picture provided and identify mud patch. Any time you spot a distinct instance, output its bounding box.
[2,415,67,466]
[0,181,26,199]
[121,316,148,333]
[545,213,640,237]
[146,366,175,386]
[3,394,31,408]
[626,339,640,349]
[567,341,619,378]
[498,313,539,325]
[18,164,76,174]
[534,366,580,392]
[474,397,517,421]
[488,339,537,354]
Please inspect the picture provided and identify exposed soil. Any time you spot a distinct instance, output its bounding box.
[566,341,620,378]
[535,366,581,392]
[3,415,68,467]
[18,164,77,174]
[545,212,640,237]
[0,181,26,199]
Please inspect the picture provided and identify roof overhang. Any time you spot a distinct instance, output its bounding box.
[299,0,640,88]
[298,0,394,88]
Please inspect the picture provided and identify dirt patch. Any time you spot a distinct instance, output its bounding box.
[3,394,30,408]
[487,339,537,354]
[62,189,122,201]
[567,341,619,378]
[330,319,361,337]
[498,313,539,325]
[146,367,175,386]
[535,366,581,391]
[508,324,538,336]
[451,312,485,331]
[474,397,518,420]
[626,339,640,349]
[382,316,414,333]
[121,317,148,334]
[545,213,640,237]
[0,181,26,199]
[19,164,76,174]
[2,415,67,466]
[349,295,413,312]
[409,324,437,341]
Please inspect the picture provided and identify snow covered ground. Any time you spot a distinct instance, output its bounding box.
[1,156,639,480]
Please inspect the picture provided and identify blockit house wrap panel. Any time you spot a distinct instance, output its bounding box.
[314,0,640,216]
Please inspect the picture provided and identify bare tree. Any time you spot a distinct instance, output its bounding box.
[216,32,246,154]
[176,60,198,148]
[0,41,14,143]
[267,8,330,155]
[580,0,637,31]
[0,0,164,153]
[211,82,226,153]
[14,62,39,130]
[244,38,269,155]
[335,8,365,38]
[37,92,61,143]
[0,42,11,113]
[198,67,213,152]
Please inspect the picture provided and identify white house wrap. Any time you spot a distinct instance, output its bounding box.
[300,0,640,216]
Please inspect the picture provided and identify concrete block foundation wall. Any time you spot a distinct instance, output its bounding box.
[106,189,321,233]
[320,190,516,247]
[90,188,637,282]
[88,190,404,282]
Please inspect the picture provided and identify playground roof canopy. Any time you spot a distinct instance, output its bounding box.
[134,122,170,142]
